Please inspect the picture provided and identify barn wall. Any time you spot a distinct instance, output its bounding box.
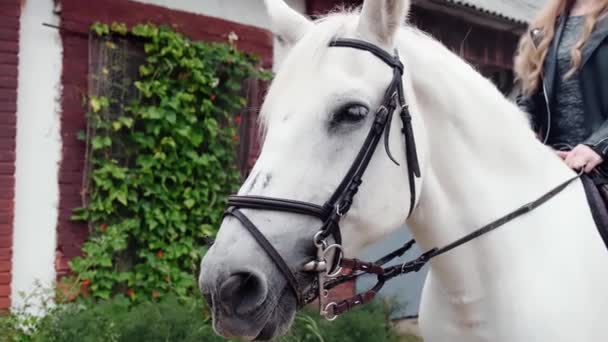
[10,0,63,311]
[134,0,306,30]
[55,0,274,280]
[0,0,21,311]
[132,0,306,71]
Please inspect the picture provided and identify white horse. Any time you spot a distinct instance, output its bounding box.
[199,0,608,341]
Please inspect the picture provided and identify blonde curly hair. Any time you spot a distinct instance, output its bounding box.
[514,0,608,96]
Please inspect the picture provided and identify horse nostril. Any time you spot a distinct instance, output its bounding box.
[219,272,268,316]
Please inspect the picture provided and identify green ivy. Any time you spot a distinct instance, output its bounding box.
[69,22,269,302]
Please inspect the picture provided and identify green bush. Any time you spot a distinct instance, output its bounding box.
[283,303,402,342]
[1,296,412,342]
[69,22,269,302]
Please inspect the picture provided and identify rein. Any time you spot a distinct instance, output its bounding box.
[220,37,582,321]
[322,171,582,316]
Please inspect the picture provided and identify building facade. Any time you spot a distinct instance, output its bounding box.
[0,0,542,311]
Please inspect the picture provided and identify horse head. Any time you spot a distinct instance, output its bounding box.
[198,0,424,340]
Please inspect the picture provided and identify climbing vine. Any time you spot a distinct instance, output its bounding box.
[68,22,269,302]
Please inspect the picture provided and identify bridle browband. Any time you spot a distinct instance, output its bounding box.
[222,38,581,320]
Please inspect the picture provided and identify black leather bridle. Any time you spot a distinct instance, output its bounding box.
[222,38,581,320]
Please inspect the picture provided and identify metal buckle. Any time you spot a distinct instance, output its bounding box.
[322,302,339,321]
[335,203,344,217]
[313,231,327,248]
[323,244,344,278]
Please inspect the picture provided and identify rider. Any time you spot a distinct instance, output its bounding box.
[514,0,608,174]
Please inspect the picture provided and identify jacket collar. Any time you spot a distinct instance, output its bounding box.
[539,14,608,102]
[582,14,608,66]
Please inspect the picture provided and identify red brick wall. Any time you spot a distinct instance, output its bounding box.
[0,0,20,311]
[56,0,273,277]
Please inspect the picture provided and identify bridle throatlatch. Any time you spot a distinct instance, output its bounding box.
[222,38,580,320]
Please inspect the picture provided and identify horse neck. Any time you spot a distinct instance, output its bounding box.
[398,29,576,297]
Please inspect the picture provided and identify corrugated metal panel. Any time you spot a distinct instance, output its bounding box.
[444,0,547,24]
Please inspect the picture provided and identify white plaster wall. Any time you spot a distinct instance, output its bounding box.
[133,0,306,30]
[12,0,62,311]
[133,0,307,69]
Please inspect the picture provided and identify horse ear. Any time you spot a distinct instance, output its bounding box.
[264,0,313,48]
[357,0,410,46]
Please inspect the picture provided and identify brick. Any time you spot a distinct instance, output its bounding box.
[0,249,9,260]
[0,222,12,235]
[60,156,85,172]
[0,113,16,125]
[0,15,18,30]
[0,207,11,217]
[0,296,9,310]
[0,8,19,19]
[0,41,17,54]
[0,127,15,139]
[0,27,18,42]
[0,246,10,257]
[0,89,16,101]
[0,162,15,175]
[0,52,17,65]
[0,175,12,188]
[0,76,16,90]
[0,213,11,225]
[0,285,9,297]
[0,101,16,113]
[0,273,10,285]
[59,171,85,185]
[0,138,15,151]
[0,213,13,225]
[0,65,17,78]
[0,261,10,271]
[0,151,14,162]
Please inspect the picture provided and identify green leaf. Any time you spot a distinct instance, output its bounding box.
[184,199,195,209]
[77,130,87,141]
[116,189,128,205]
[91,22,110,36]
[110,22,128,35]
[71,22,265,302]
[91,136,105,150]
[89,96,109,113]
[166,112,177,124]
[90,97,102,113]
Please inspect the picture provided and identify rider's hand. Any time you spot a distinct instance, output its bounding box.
[556,144,604,173]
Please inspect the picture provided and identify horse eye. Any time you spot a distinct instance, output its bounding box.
[334,104,369,123]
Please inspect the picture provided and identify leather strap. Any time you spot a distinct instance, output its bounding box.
[228,195,330,219]
[329,39,404,74]
[221,38,422,309]
[224,207,303,307]
[324,172,582,315]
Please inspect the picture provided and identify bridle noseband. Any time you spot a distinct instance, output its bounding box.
[225,38,420,317]
[221,38,581,320]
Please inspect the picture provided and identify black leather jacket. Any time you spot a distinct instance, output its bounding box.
[517,15,608,160]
